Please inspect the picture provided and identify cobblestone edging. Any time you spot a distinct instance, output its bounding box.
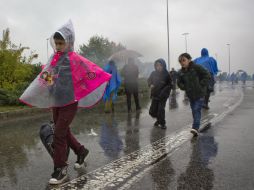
[0,107,51,120]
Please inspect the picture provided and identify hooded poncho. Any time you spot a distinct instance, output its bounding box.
[20,20,111,108]
[103,60,121,102]
[194,48,219,76]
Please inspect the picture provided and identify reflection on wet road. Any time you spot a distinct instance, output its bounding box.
[177,135,218,190]
[99,114,123,159]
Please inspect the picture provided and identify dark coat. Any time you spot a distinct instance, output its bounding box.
[121,63,139,93]
[148,59,172,101]
[177,62,210,100]
[121,63,139,84]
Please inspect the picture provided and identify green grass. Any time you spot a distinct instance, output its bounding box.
[0,105,26,112]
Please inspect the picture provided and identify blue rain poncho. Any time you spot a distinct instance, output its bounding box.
[103,60,122,102]
[194,48,219,76]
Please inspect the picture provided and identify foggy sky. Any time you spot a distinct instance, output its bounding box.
[0,0,253,73]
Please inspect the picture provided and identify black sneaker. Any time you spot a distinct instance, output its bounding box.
[190,128,199,137]
[154,121,160,127]
[49,166,68,185]
[74,148,89,169]
[161,125,167,130]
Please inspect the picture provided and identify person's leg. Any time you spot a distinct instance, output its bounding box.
[66,128,83,154]
[190,98,204,131]
[66,127,89,169]
[50,102,78,184]
[52,107,59,124]
[157,99,167,129]
[204,91,211,109]
[126,89,132,112]
[53,102,78,168]
[149,98,159,120]
[104,100,110,113]
[172,82,176,91]
[133,91,141,110]
[190,100,195,118]
[110,93,114,112]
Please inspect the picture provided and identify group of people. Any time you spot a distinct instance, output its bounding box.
[103,58,141,114]
[146,49,218,135]
[229,72,248,85]
[103,49,218,133]
[19,20,218,184]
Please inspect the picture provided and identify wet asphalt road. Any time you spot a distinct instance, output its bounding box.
[131,84,254,190]
[0,82,253,190]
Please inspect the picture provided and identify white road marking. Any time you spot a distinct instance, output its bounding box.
[88,129,98,136]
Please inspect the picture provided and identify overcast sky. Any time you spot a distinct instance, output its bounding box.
[0,0,253,73]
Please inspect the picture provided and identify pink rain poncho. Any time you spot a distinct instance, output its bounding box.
[20,20,111,108]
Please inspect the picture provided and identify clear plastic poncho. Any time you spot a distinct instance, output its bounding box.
[20,20,111,108]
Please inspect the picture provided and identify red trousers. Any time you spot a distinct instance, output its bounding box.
[52,102,84,167]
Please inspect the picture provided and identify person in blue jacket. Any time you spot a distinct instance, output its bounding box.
[240,72,247,85]
[230,72,237,84]
[194,48,218,109]
[103,60,121,113]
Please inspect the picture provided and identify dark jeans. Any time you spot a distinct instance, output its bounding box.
[52,102,84,167]
[190,98,204,130]
[125,84,141,111]
[204,91,211,106]
[205,76,215,106]
[149,98,167,125]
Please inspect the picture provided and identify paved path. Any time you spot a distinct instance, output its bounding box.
[0,83,250,190]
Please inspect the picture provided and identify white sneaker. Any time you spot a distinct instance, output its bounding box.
[49,166,68,185]
[74,148,89,169]
[190,129,199,137]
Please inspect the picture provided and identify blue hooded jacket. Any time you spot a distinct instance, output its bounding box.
[240,72,247,81]
[103,60,122,102]
[194,48,219,76]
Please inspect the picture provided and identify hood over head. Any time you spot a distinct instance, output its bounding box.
[108,60,116,66]
[154,58,167,71]
[50,20,75,52]
[201,48,209,57]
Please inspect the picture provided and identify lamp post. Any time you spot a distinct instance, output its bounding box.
[182,32,189,53]
[227,44,231,75]
[166,0,170,70]
[46,38,49,60]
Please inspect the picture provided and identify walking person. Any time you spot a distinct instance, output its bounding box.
[177,53,210,136]
[19,20,111,184]
[121,58,141,113]
[230,72,236,85]
[194,48,218,109]
[103,60,121,113]
[148,59,172,129]
[240,72,247,85]
[169,68,178,94]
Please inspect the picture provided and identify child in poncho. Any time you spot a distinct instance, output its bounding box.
[20,20,111,184]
